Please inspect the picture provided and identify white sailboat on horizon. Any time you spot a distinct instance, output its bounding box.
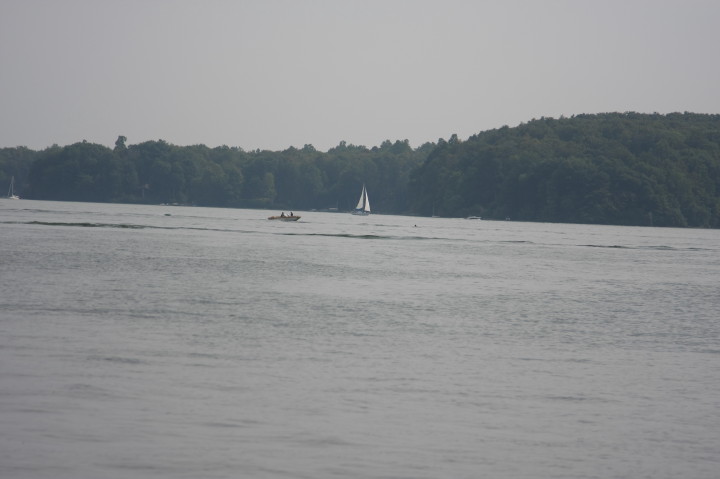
[351,184,370,215]
[6,176,19,199]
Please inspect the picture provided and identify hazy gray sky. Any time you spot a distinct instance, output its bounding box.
[2,0,719,152]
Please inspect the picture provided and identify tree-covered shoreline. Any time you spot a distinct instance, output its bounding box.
[2,138,431,214]
[409,112,720,227]
[2,112,719,227]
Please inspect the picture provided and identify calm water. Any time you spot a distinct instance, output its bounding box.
[1,200,719,479]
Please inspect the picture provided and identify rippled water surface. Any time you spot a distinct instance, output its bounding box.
[1,200,719,478]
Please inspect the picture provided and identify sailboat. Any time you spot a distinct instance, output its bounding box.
[351,184,370,215]
[7,176,20,200]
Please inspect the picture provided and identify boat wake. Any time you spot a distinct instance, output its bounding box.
[3,220,249,235]
[280,232,439,241]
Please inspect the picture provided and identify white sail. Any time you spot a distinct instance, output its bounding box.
[355,185,366,210]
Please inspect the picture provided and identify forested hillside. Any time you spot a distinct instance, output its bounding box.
[2,112,719,227]
[409,112,720,227]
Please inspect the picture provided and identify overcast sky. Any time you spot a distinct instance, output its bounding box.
[1,0,719,152]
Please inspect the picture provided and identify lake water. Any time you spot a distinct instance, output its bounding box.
[1,200,719,478]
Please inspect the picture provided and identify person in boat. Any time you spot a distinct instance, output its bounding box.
[290,212,294,217]
[281,212,285,217]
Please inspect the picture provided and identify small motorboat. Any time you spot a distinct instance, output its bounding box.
[268,215,300,221]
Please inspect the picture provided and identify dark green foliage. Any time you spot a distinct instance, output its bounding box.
[0,146,39,197]
[28,141,123,202]
[13,136,428,212]
[4,113,720,227]
[409,112,720,227]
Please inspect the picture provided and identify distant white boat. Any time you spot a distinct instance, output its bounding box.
[6,176,19,199]
[351,184,370,215]
[466,216,481,220]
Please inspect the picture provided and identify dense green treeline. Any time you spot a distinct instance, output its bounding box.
[2,112,720,227]
[2,137,430,213]
[0,146,35,196]
[410,112,720,227]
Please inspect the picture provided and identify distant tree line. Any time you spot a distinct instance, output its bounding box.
[2,112,719,227]
[2,137,431,213]
[410,112,720,227]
